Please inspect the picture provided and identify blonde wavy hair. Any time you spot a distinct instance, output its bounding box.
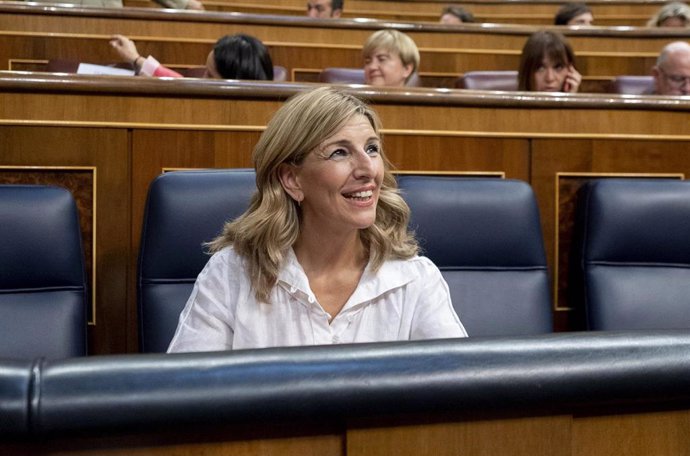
[208,87,418,303]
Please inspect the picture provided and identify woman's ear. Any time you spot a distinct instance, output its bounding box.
[277,163,303,203]
[401,63,414,80]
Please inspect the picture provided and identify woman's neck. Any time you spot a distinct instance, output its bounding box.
[293,228,367,276]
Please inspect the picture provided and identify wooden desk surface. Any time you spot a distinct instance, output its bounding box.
[125,0,657,26]
[2,72,689,353]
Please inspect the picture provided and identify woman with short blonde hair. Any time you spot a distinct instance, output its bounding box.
[647,2,690,27]
[363,30,420,86]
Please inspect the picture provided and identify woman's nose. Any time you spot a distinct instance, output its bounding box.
[353,150,375,177]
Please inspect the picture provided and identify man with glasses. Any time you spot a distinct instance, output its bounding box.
[306,0,343,18]
[652,41,690,95]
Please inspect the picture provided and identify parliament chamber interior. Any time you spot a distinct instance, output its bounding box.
[2,0,690,454]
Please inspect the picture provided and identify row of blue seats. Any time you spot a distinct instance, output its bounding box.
[2,174,690,359]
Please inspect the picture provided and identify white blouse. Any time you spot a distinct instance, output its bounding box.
[167,246,467,352]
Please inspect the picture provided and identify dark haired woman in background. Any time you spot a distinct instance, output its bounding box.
[110,33,273,80]
[554,2,593,25]
[518,30,581,92]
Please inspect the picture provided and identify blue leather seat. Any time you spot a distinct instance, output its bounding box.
[397,176,553,336]
[0,185,87,359]
[138,169,256,352]
[455,71,519,91]
[608,75,654,95]
[570,179,690,330]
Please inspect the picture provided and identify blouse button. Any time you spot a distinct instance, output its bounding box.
[308,295,315,304]
[289,286,296,293]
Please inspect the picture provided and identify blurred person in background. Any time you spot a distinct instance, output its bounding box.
[554,3,594,25]
[518,30,581,92]
[440,5,475,24]
[647,2,690,27]
[363,30,419,87]
[652,41,690,95]
[307,0,343,18]
[110,34,273,80]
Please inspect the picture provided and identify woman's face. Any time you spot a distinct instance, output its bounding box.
[364,48,413,87]
[280,114,384,237]
[440,13,463,24]
[203,51,220,78]
[532,56,568,91]
[659,16,687,27]
[567,12,594,25]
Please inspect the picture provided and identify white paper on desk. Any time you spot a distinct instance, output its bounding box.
[77,63,135,76]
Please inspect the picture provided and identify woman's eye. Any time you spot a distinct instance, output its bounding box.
[554,64,564,71]
[328,148,348,159]
[366,144,380,155]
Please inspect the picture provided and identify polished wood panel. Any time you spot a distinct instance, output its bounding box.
[347,415,572,456]
[124,0,652,26]
[572,410,690,456]
[7,409,690,455]
[0,2,687,54]
[207,0,667,17]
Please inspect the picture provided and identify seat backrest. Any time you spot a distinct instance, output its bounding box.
[318,67,421,87]
[273,65,287,82]
[319,67,367,84]
[609,76,654,95]
[570,179,690,330]
[456,71,519,91]
[0,185,88,359]
[180,65,288,81]
[397,176,552,336]
[138,169,256,352]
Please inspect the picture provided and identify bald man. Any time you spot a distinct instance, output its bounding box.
[652,41,690,95]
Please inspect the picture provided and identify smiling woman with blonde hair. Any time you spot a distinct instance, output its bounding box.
[167,87,467,352]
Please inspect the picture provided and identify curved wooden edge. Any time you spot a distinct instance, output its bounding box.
[2,71,689,111]
[367,0,672,5]
[4,1,690,38]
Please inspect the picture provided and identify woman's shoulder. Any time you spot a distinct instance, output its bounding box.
[205,245,245,270]
[382,255,441,277]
